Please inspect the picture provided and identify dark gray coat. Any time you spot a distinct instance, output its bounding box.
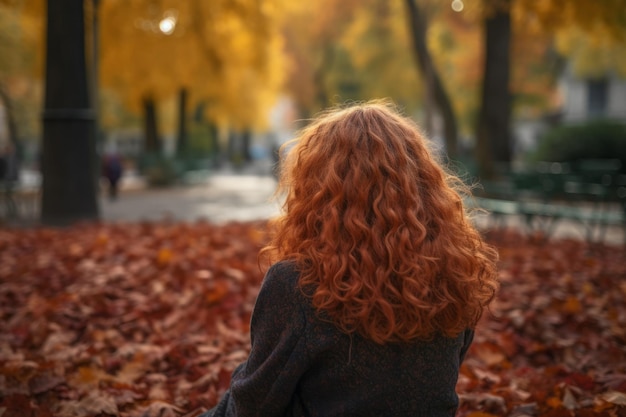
[202,261,474,417]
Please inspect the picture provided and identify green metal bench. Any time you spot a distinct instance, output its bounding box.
[468,159,625,245]
[0,184,40,222]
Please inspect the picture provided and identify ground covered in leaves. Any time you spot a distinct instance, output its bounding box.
[0,222,625,417]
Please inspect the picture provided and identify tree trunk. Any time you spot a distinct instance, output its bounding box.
[176,87,188,156]
[227,131,238,165]
[241,130,252,162]
[313,45,334,110]
[475,0,512,179]
[41,0,99,225]
[143,95,160,154]
[404,0,458,159]
[0,85,19,151]
[208,122,221,167]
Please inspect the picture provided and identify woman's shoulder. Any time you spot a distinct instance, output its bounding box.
[260,260,301,295]
[267,260,299,276]
[253,261,311,326]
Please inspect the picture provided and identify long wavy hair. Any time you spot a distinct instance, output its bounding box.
[261,101,499,344]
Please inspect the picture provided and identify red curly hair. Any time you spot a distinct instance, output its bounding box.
[261,101,499,344]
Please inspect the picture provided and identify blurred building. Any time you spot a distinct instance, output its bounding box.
[558,64,626,122]
[513,62,626,159]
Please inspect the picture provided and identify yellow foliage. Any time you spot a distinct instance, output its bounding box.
[340,0,423,106]
[283,0,425,116]
[0,4,23,75]
[513,0,626,41]
[555,27,626,78]
[0,0,43,78]
[99,0,287,131]
[428,11,482,134]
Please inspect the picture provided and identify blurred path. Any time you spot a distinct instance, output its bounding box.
[105,167,623,246]
[101,171,281,224]
[3,162,624,246]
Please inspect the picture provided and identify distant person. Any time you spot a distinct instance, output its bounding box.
[199,101,500,417]
[102,152,123,200]
[0,142,19,218]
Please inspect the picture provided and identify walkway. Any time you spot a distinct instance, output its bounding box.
[101,171,281,224]
[2,164,624,246]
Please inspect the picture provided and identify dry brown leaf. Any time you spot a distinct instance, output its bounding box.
[139,401,184,417]
[599,391,626,406]
[562,387,578,410]
[57,392,118,417]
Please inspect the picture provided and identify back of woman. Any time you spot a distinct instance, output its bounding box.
[200,101,499,417]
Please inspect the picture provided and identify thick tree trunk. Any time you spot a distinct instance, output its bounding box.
[404,0,458,159]
[475,0,512,179]
[176,87,188,156]
[143,95,160,154]
[41,0,99,225]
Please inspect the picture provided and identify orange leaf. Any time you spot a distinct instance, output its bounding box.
[546,396,562,408]
[70,366,114,387]
[562,296,581,314]
[157,248,173,266]
[472,342,507,366]
[206,281,229,304]
[95,233,109,245]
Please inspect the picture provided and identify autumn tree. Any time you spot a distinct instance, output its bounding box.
[338,0,426,118]
[280,0,361,117]
[404,0,459,158]
[394,0,625,177]
[0,6,18,153]
[554,27,626,79]
[475,0,512,178]
[282,0,426,127]
[0,5,20,148]
[0,2,41,154]
[475,0,626,178]
[98,0,286,158]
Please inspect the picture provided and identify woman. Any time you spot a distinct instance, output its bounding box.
[201,101,499,416]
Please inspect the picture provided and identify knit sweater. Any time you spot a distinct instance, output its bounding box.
[201,261,474,417]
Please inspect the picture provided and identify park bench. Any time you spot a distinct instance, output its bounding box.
[467,159,626,245]
[0,184,40,223]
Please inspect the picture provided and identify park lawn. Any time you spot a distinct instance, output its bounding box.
[0,222,625,417]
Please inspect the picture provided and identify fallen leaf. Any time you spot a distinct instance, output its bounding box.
[57,392,118,417]
[599,391,626,406]
[139,401,184,417]
[562,387,578,410]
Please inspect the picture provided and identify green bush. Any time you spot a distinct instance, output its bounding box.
[139,153,182,187]
[530,119,626,172]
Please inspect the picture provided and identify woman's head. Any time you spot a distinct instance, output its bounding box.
[262,100,498,344]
